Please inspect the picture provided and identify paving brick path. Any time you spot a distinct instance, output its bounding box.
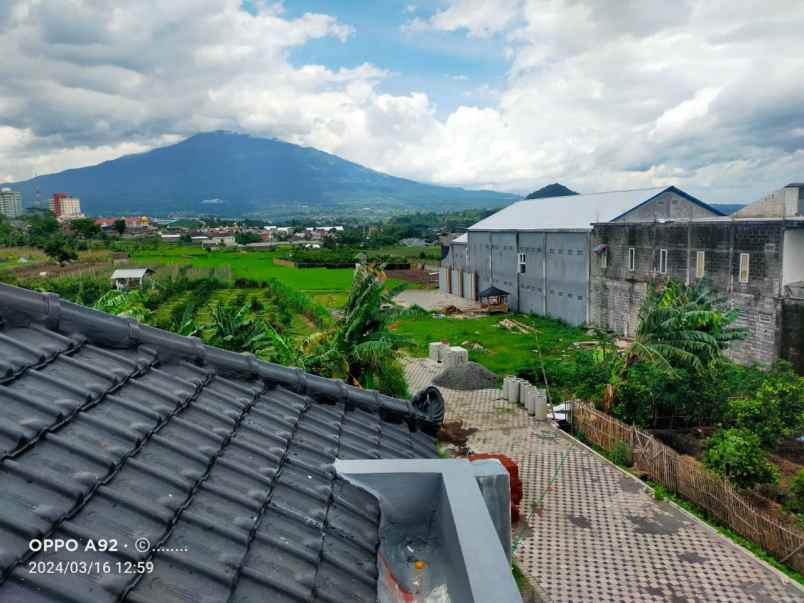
[404,357,804,603]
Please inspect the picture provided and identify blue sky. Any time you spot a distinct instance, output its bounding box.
[281,1,509,119]
[1,0,803,203]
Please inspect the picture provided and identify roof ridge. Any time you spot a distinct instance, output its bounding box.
[516,186,665,202]
[0,283,442,434]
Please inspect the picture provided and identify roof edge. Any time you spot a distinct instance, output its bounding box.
[0,283,443,434]
[608,186,725,222]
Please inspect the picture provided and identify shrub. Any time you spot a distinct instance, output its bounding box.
[609,440,633,468]
[654,484,668,501]
[728,361,804,448]
[787,470,804,515]
[728,397,783,449]
[703,428,780,489]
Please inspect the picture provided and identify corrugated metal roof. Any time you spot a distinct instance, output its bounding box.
[452,233,468,244]
[468,187,667,231]
[110,268,152,279]
[0,283,441,603]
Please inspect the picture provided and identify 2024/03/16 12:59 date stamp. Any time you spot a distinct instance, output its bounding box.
[25,537,164,575]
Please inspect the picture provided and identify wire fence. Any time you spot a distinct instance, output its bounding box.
[571,402,804,574]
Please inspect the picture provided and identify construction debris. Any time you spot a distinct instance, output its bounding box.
[497,318,535,334]
[461,340,486,351]
[433,361,498,390]
[438,420,477,456]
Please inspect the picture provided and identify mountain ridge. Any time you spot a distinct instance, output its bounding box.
[9,131,519,218]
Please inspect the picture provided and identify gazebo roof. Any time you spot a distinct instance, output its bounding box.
[478,286,509,298]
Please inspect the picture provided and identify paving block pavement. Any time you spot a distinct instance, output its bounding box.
[405,357,804,603]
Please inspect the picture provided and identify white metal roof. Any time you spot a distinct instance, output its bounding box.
[468,187,667,231]
[110,268,152,279]
[452,233,468,244]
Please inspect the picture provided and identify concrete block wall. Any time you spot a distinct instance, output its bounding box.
[591,220,791,366]
[782,299,804,373]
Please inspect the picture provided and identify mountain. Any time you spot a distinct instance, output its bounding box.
[10,131,519,218]
[711,203,746,215]
[525,183,578,199]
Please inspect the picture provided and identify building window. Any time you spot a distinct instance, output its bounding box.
[628,247,636,271]
[695,251,705,278]
[518,252,526,274]
[659,248,668,274]
[739,253,750,283]
[600,252,607,269]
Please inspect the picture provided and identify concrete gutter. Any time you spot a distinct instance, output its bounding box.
[335,458,522,603]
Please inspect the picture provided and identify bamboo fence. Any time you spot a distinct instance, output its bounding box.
[572,402,804,574]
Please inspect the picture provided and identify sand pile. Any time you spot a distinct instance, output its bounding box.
[433,361,498,390]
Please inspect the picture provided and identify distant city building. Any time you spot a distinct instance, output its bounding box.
[95,216,151,231]
[49,193,82,218]
[203,234,236,248]
[0,188,22,218]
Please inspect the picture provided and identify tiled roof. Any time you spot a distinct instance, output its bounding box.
[0,284,440,603]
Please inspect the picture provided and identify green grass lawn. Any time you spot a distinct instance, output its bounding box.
[393,312,595,377]
[132,247,354,291]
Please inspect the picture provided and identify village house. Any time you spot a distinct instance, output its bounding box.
[110,267,153,289]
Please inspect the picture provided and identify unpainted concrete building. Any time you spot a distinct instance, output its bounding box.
[442,186,721,326]
[590,183,804,369]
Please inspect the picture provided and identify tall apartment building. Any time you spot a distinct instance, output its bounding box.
[0,188,22,218]
[49,192,82,218]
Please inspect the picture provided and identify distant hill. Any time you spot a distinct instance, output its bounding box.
[525,183,578,199]
[711,203,746,215]
[9,131,518,218]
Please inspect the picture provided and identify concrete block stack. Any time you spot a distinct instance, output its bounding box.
[442,346,469,368]
[429,341,449,362]
[504,376,547,419]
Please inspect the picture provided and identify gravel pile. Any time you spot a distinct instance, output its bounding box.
[433,362,498,391]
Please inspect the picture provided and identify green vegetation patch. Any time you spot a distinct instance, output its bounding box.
[394,311,593,378]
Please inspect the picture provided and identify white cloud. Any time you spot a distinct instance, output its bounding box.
[403,0,523,38]
[1,0,804,203]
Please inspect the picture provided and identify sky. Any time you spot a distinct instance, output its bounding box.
[1,0,803,203]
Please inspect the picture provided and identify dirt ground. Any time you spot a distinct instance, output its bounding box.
[385,268,437,288]
[393,288,481,312]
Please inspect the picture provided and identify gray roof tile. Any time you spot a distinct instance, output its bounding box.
[0,283,441,602]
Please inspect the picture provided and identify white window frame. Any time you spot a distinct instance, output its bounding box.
[739,253,750,283]
[659,248,668,274]
[600,252,608,269]
[517,252,526,274]
[695,251,705,279]
[628,247,636,272]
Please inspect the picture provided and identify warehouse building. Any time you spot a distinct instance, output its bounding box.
[590,183,804,369]
[442,186,722,325]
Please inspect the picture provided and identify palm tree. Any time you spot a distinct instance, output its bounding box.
[201,300,270,354]
[622,279,746,374]
[605,279,747,408]
[305,263,410,397]
[94,289,153,323]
